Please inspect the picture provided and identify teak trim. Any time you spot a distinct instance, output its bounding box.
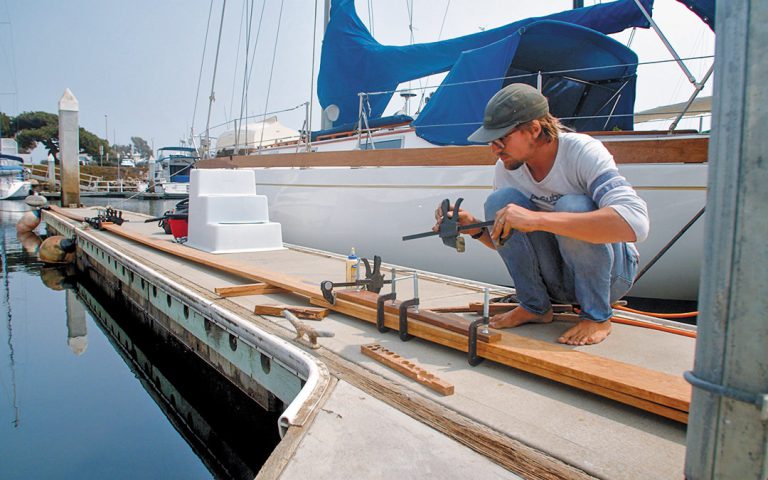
[361,343,454,396]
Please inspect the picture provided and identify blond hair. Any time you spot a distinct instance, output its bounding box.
[518,113,567,143]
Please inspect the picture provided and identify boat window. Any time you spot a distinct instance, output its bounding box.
[360,138,403,150]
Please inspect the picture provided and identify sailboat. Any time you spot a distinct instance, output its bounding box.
[203,0,714,301]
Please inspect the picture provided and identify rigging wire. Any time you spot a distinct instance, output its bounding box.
[191,0,215,140]
[257,0,285,152]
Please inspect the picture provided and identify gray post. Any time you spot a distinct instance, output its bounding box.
[46,154,56,190]
[58,88,80,207]
[685,1,768,479]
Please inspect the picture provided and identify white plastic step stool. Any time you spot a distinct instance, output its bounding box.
[186,169,283,253]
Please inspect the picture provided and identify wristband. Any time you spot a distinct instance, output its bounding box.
[470,227,487,239]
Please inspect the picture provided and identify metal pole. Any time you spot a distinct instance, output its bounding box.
[204,0,228,159]
[632,0,697,84]
[58,88,80,206]
[685,1,768,478]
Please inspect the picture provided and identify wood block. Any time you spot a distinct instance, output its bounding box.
[254,304,329,320]
[215,283,289,297]
[361,343,454,396]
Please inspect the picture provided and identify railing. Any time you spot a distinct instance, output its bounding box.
[26,165,146,193]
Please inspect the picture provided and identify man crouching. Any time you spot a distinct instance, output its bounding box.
[440,83,648,345]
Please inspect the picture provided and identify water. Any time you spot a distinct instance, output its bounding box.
[0,199,280,479]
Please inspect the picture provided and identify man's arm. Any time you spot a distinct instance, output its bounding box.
[490,203,636,244]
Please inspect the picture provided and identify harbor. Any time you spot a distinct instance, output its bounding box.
[2,0,767,479]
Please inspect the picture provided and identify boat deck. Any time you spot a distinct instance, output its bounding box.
[45,207,693,479]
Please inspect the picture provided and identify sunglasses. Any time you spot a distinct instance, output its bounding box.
[491,127,519,149]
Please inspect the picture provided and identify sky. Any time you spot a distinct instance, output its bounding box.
[0,0,714,161]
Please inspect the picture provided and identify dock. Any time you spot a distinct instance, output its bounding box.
[42,206,693,479]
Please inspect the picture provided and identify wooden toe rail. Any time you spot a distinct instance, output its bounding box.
[48,207,691,423]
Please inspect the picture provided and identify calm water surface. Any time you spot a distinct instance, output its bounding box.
[0,198,280,479]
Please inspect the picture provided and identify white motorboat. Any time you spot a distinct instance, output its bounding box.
[149,146,199,198]
[0,153,32,200]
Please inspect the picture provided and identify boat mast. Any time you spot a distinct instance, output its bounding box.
[204,0,227,158]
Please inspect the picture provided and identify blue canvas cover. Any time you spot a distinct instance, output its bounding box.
[413,21,639,145]
[676,0,715,30]
[317,0,654,127]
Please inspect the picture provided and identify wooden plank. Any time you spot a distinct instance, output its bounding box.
[316,297,688,423]
[336,290,501,343]
[49,209,690,419]
[195,135,707,169]
[215,283,288,297]
[254,304,329,320]
[361,343,454,396]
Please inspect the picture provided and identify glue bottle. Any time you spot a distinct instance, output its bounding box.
[345,247,359,283]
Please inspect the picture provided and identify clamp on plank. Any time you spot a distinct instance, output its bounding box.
[468,288,491,366]
[402,198,508,252]
[320,255,392,305]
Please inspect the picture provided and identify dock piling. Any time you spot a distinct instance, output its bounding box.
[58,88,80,207]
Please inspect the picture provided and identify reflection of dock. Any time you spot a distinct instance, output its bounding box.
[43,206,694,479]
[75,279,280,478]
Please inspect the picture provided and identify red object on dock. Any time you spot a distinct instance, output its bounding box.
[168,217,188,239]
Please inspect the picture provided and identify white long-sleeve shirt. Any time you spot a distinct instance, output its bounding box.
[492,132,649,242]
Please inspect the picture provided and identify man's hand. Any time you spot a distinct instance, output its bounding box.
[432,202,484,237]
[490,203,540,242]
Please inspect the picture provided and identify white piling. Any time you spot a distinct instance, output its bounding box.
[58,88,80,207]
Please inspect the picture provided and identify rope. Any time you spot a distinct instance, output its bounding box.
[614,305,699,319]
[573,307,697,338]
[191,0,215,136]
[257,0,285,152]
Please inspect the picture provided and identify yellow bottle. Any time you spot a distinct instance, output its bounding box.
[345,247,359,283]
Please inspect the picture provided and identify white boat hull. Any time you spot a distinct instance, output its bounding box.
[0,178,32,200]
[249,161,705,301]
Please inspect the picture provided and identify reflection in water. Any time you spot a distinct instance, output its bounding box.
[2,199,280,479]
[66,290,88,356]
[76,279,281,479]
[2,219,20,428]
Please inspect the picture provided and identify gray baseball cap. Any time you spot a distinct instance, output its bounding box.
[468,83,549,143]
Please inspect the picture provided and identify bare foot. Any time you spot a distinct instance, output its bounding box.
[489,306,553,329]
[557,319,611,346]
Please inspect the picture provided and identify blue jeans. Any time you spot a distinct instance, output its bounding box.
[485,188,638,322]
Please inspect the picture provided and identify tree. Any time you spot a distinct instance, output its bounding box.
[0,111,11,136]
[131,136,152,158]
[5,111,108,162]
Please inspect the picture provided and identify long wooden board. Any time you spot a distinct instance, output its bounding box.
[48,207,691,420]
[314,296,688,423]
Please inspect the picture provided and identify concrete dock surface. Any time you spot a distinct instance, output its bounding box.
[46,206,693,479]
